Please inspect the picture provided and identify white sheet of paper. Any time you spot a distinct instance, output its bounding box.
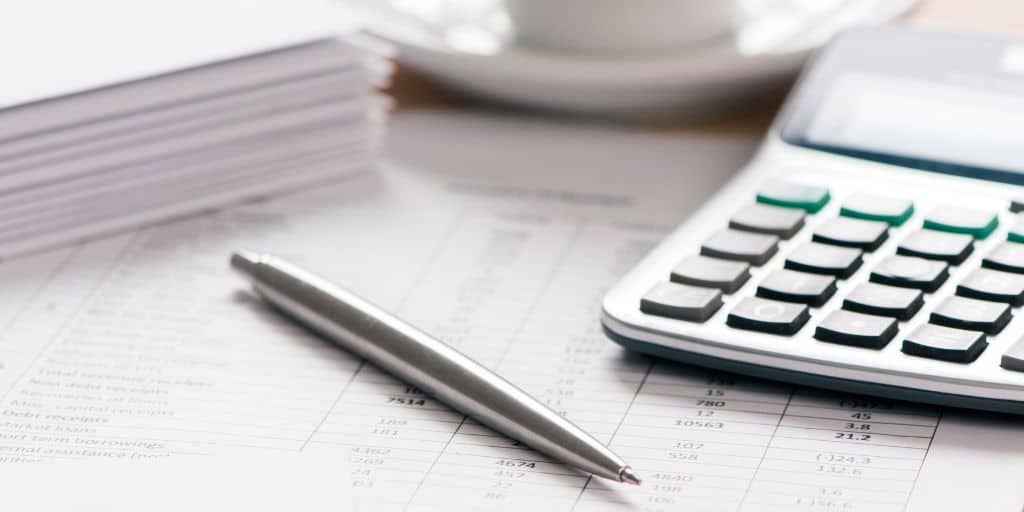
[0,110,1020,511]
[0,0,353,111]
[1,454,351,511]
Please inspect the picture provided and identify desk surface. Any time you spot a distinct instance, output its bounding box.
[387,0,1024,137]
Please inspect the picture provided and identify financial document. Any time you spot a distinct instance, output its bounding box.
[0,111,1021,511]
[2,453,352,511]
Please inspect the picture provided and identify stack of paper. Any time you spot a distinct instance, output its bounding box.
[0,0,389,258]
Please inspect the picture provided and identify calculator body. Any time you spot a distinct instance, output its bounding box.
[602,27,1024,413]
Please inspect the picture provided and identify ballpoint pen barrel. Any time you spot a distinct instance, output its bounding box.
[231,252,636,483]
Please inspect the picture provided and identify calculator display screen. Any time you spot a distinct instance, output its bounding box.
[782,29,1024,184]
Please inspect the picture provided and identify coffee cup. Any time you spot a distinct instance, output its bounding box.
[505,0,735,55]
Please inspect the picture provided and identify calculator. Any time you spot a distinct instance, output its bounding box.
[601,27,1024,414]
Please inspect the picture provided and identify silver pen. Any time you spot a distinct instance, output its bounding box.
[230,251,640,485]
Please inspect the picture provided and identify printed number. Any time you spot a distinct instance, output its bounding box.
[695,400,726,407]
[704,376,736,386]
[839,399,893,410]
[387,396,426,406]
[816,453,872,465]
[495,460,536,469]
[834,432,872,441]
[675,420,724,429]
[673,442,704,450]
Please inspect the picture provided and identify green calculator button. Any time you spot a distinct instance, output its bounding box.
[756,181,830,213]
[839,193,914,226]
[923,206,998,239]
[1008,214,1024,243]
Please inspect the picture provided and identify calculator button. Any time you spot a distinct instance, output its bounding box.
[842,282,924,321]
[982,242,1024,274]
[923,205,998,239]
[1001,338,1024,372]
[756,269,836,307]
[896,230,974,264]
[640,282,723,322]
[812,217,889,251]
[840,193,914,226]
[701,229,778,266]
[729,203,805,239]
[670,255,750,293]
[756,181,830,213]
[1007,214,1024,243]
[956,268,1024,306]
[902,324,988,363]
[784,242,862,279]
[869,255,950,292]
[929,296,1012,335]
[814,310,898,349]
[726,297,810,335]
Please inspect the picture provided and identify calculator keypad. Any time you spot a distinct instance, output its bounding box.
[896,230,974,264]
[840,193,914,225]
[929,296,1012,335]
[812,217,889,251]
[726,297,809,335]
[670,255,750,293]
[729,203,805,239]
[843,282,924,321]
[700,229,778,265]
[640,177,1024,376]
[1002,338,1024,371]
[756,181,830,213]
[983,242,1024,273]
[640,282,722,322]
[869,255,949,292]
[756,269,836,307]
[923,205,998,239]
[784,242,863,278]
[956,268,1024,306]
[1008,214,1024,243]
[815,310,898,349]
[903,324,988,363]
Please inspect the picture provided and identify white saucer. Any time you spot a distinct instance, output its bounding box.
[346,0,919,118]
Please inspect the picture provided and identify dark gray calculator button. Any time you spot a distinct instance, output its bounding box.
[1001,338,1024,372]
[726,297,810,335]
[896,230,974,264]
[815,310,898,349]
[902,324,987,363]
[729,203,805,239]
[956,268,1024,306]
[670,255,750,293]
[701,229,779,266]
[812,217,889,251]
[640,282,723,322]
[869,255,949,292]
[929,296,1012,335]
[842,282,924,321]
[983,242,1024,274]
[756,269,836,307]
[784,242,862,279]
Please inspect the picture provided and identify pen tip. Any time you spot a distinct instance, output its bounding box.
[619,466,641,486]
[230,250,261,278]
